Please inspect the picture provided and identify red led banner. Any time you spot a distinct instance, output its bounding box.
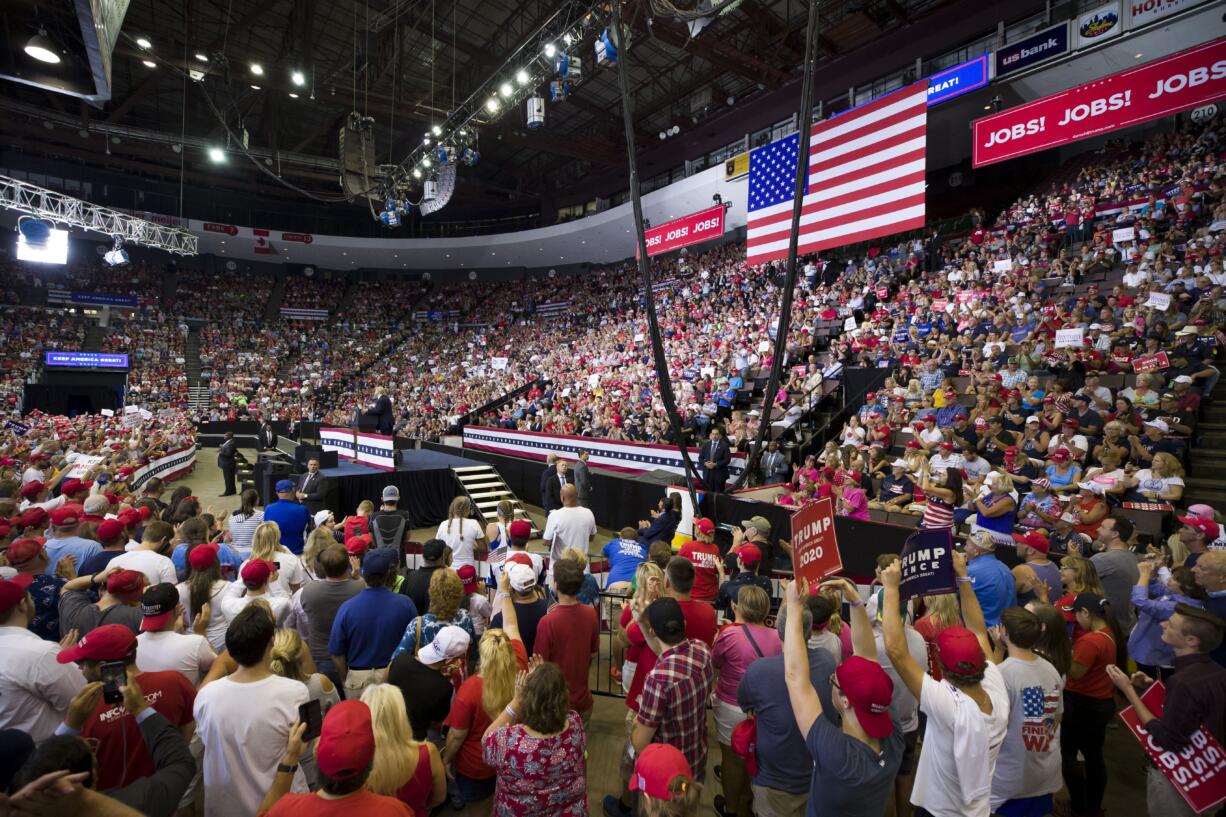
[641,204,726,257]
[973,37,1226,167]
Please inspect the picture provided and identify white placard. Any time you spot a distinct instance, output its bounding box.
[67,455,104,479]
[100,409,114,417]
[993,259,1013,273]
[490,356,509,370]
[1144,292,1171,310]
[700,366,716,378]
[1054,328,1085,348]
[843,316,858,331]
[124,405,139,414]
[1113,226,1136,243]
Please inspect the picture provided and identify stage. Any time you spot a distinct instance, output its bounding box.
[320,448,484,527]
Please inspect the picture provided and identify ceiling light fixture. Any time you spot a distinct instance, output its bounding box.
[136,37,152,49]
[486,97,499,113]
[432,125,442,136]
[544,42,557,58]
[250,63,263,76]
[516,69,529,85]
[195,53,209,62]
[422,158,432,168]
[24,31,60,64]
[291,70,305,86]
[250,84,261,90]
[142,59,156,68]
[288,92,299,98]
[499,82,513,97]
[208,147,226,163]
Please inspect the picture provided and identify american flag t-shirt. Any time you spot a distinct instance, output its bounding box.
[745,81,928,265]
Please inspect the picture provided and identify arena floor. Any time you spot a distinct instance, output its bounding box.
[192,449,1150,815]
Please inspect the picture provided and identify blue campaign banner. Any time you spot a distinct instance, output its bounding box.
[899,527,957,602]
[927,55,990,106]
[994,22,1070,78]
[44,351,130,369]
[71,292,139,308]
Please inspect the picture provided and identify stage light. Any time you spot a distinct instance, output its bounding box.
[136,37,152,49]
[250,63,263,76]
[432,125,442,136]
[486,97,499,113]
[104,237,129,267]
[291,70,305,86]
[208,146,226,162]
[516,69,529,85]
[544,42,557,58]
[17,221,68,265]
[142,60,156,68]
[288,92,299,98]
[250,84,261,90]
[659,131,666,140]
[195,53,209,62]
[423,136,431,146]
[563,33,573,45]
[458,129,467,136]
[422,157,432,168]
[412,168,422,179]
[24,32,60,64]
[499,82,513,97]
[461,147,479,166]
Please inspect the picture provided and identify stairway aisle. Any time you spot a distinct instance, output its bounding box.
[1186,382,1226,506]
[184,328,210,414]
[452,465,540,538]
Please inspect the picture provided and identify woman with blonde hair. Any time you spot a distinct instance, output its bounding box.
[240,521,306,596]
[443,589,528,810]
[299,525,335,581]
[392,568,476,661]
[361,683,446,814]
[616,561,665,695]
[267,626,338,788]
[631,744,702,817]
[1123,451,1185,503]
[436,496,487,570]
[485,499,516,553]
[913,592,960,679]
[1056,555,1105,639]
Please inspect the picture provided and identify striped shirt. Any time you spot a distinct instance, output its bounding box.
[228,511,265,555]
[921,495,955,530]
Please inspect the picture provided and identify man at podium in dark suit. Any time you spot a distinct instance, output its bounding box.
[699,427,732,493]
[542,459,573,512]
[258,420,277,451]
[368,387,394,435]
[295,457,329,515]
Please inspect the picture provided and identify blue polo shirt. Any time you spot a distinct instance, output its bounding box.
[263,499,311,554]
[329,587,418,669]
[966,553,1017,627]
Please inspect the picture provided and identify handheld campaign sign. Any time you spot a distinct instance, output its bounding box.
[790,498,842,584]
[1120,681,1226,814]
[898,527,957,602]
[1054,328,1084,349]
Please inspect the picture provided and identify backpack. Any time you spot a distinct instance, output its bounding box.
[370,512,407,552]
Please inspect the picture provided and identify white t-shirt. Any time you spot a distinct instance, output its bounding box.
[874,627,929,733]
[542,506,597,563]
[436,518,485,568]
[990,655,1064,807]
[220,591,291,627]
[193,674,309,817]
[178,580,241,652]
[239,553,305,598]
[136,630,217,686]
[0,628,86,743]
[1132,469,1184,496]
[109,549,177,586]
[912,661,1010,817]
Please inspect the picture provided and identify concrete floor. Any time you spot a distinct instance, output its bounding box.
[189,447,1151,815]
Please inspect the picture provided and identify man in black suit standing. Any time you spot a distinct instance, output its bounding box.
[538,452,558,510]
[258,420,277,451]
[369,387,394,435]
[699,427,732,493]
[543,458,573,512]
[295,457,329,515]
[217,432,238,496]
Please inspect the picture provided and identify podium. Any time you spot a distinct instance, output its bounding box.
[355,411,380,433]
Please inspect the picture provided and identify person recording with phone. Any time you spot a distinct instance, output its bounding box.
[45,623,196,814]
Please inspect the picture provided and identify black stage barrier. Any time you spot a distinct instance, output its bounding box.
[422,442,681,532]
[197,421,297,449]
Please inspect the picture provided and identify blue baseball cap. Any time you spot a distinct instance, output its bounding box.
[275,479,294,493]
[361,548,397,576]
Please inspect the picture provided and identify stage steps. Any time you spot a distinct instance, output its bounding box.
[451,464,540,538]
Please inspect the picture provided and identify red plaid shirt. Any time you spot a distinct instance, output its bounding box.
[635,638,715,778]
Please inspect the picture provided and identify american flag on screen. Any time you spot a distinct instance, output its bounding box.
[745,81,928,266]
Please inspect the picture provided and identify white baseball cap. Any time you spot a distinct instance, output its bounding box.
[313,510,333,527]
[418,625,471,665]
[1144,419,1170,432]
[508,563,537,593]
[891,459,908,468]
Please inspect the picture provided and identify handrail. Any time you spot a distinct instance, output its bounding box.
[451,378,548,432]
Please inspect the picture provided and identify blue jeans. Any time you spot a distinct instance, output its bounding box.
[452,772,495,805]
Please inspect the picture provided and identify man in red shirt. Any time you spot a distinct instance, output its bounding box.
[678,518,721,603]
[55,623,196,790]
[534,559,599,728]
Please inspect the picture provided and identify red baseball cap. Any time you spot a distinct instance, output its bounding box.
[15,507,48,530]
[694,517,715,536]
[1178,515,1220,540]
[736,543,762,565]
[96,519,126,544]
[1050,449,1070,462]
[630,743,694,801]
[1062,418,1079,427]
[457,564,479,594]
[187,543,219,571]
[344,535,373,556]
[939,442,954,450]
[60,479,93,496]
[106,569,146,600]
[49,504,85,527]
[6,537,46,566]
[508,519,533,539]
[835,656,895,739]
[315,701,376,780]
[135,505,153,521]
[905,440,922,450]
[117,509,141,528]
[241,559,275,588]
[935,625,986,676]
[505,552,535,569]
[0,574,33,615]
[56,623,137,663]
[1011,530,1050,553]
[19,481,45,499]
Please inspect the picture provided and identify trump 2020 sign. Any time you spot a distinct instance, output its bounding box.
[791,497,843,584]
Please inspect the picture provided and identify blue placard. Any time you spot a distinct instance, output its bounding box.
[926,55,990,106]
[44,351,130,369]
[70,292,139,308]
[898,527,957,602]
[994,22,1070,78]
